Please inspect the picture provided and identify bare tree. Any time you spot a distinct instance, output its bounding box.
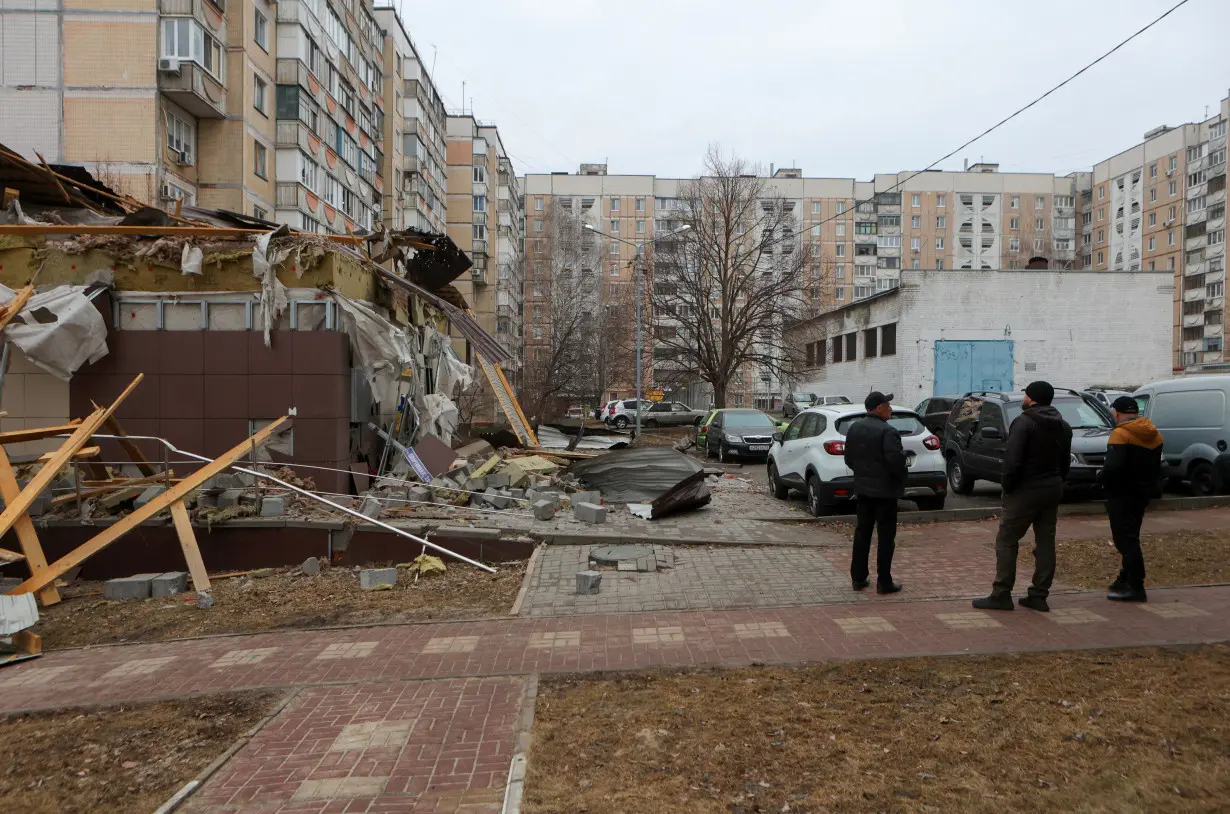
[648,146,813,408]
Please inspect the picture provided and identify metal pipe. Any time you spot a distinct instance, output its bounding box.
[86,434,498,574]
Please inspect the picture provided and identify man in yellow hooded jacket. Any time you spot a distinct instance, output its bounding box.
[1097,396,1164,602]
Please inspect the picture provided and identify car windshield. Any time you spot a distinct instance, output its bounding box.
[1006,397,1112,428]
[723,411,777,430]
[791,393,814,402]
[835,412,926,436]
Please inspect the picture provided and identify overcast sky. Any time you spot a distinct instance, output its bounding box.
[397,0,1227,180]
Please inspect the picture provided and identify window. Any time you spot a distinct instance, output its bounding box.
[533,220,543,232]
[473,195,487,212]
[1169,181,1178,196]
[1213,148,1228,167]
[835,287,845,301]
[609,219,618,233]
[855,222,876,235]
[1169,232,1176,246]
[1189,171,1207,187]
[165,109,194,164]
[253,140,267,179]
[845,333,857,362]
[1097,251,1104,264]
[249,74,266,114]
[1148,237,1156,251]
[1009,237,1020,252]
[636,220,645,233]
[535,197,543,210]
[253,205,267,220]
[473,165,486,184]
[254,8,267,49]
[836,244,845,258]
[936,237,945,250]
[881,323,897,356]
[910,215,920,229]
[936,194,946,208]
[910,237,921,251]
[836,202,846,214]
[1009,217,1019,230]
[1208,281,1224,298]
[1010,196,1020,209]
[911,194,921,207]
[1035,216,1044,230]
[1035,196,1045,210]
[1150,164,1158,179]
[864,328,878,358]
[1149,188,1157,203]
[161,17,223,79]
[610,197,619,212]
[609,242,619,256]
[635,197,644,212]
[1034,238,1044,252]
[1170,205,1178,220]
[810,201,821,215]
[1189,196,1207,213]
[1212,121,1228,141]
[1188,144,1206,162]
[836,222,846,237]
[1211,229,1226,245]
[300,155,319,191]
[936,216,946,229]
[1098,187,1105,200]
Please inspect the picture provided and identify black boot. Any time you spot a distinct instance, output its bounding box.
[1107,586,1147,602]
[972,593,1014,610]
[876,582,903,595]
[1018,595,1050,612]
[852,578,871,591]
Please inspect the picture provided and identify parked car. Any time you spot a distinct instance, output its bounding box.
[942,389,1113,496]
[783,392,817,418]
[703,409,780,462]
[1084,387,1135,410]
[603,399,649,429]
[641,401,707,427]
[766,403,946,516]
[1131,374,1230,495]
[914,396,957,441]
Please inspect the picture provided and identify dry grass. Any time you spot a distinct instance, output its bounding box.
[0,691,276,814]
[32,561,525,648]
[525,645,1230,814]
[1057,528,1230,590]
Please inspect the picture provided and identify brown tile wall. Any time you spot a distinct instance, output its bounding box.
[70,329,353,494]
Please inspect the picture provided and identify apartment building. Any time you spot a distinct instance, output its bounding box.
[445,115,525,393]
[0,0,278,215]
[374,3,445,234]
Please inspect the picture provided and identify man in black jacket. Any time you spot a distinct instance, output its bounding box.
[973,381,1073,612]
[843,392,906,594]
[1098,396,1163,602]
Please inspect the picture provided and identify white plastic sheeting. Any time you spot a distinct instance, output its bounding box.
[0,283,109,379]
[328,291,416,423]
[252,228,291,347]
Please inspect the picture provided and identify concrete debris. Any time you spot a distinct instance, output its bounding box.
[259,495,287,516]
[573,502,607,525]
[249,568,274,578]
[360,567,397,590]
[533,499,555,521]
[151,571,189,597]
[359,495,382,520]
[216,489,244,510]
[300,556,322,576]
[104,573,159,601]
[576,570,602,595]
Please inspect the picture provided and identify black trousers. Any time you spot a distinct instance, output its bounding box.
[851,496,897,587]
[1107,494,1148,590]
[992,483,1064,600]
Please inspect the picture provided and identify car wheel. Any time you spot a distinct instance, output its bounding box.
[947,455,974,495]
[613,415,630,430]
[1189,460,1222,497]
[914,496,946,512]
[645,419,658,429]
[768,462,789,499]
[806,474,830,517]
[719,443,730,463]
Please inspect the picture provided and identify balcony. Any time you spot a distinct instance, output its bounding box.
[1206,323,1224,337]
[1203,350,1225,364]
[403,154,420,174]
[1186,260,1207,277]
[1183,339,1203,352]
[158,60,226,119]
[470,266,488,285]
[1184,313,1205,327]
[1208,295,1225,310]
[472,239,488,256]
[1185,286,1205,302]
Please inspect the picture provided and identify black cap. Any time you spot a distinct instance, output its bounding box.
[864,391,893,411]
[1111,395,1139,413]
[1024,381,1054,406]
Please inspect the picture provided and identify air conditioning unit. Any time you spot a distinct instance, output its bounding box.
[158,57,181,74]
[160,183,176,202]
[1166,169,1175,176]
[1165,219,1175,226]
[173,149,190,166]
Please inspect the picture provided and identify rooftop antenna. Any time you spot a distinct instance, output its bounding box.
[430,44,437,79]
[461,81,465,113]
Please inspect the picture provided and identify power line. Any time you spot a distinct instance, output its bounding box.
[797,0,1193,232]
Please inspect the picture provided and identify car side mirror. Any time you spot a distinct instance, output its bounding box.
[772,432,783,443]
[981,427,1003,440]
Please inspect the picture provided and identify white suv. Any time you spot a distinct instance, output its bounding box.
[766,403,948,516]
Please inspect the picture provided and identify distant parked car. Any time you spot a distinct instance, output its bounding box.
[603,399,649,429]
[914,396,956,439]
[783,392,817,418]
[703,409,780,462]
[641,401,707,428]
[767,403,946,516]
[1132,374,1230,495]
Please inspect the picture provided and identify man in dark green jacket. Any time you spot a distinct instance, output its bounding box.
[1098,396,1164,602]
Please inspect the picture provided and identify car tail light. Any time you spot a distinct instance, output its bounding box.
[823,440,845,455]
[923,435,941,451]
[699,426,707,434]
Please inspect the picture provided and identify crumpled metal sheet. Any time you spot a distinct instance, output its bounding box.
[568,447,711,517]
[328,291,415,421]
[0,283,108,379]
[252,227,291,347]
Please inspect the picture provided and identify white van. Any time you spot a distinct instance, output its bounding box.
[1132,375,1230,495]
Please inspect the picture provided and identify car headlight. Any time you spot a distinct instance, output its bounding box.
[725,434,742,443]
[1070,453,1080,464]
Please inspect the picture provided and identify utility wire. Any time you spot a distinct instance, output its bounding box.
[792,0,1194,232]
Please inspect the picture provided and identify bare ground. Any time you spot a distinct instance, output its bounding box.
[31,560,525,648]
[525,645,1230,814]
[1055,528,1230,590]
[0,691,276,814]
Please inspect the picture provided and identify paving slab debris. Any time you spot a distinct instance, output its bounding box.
[103,573,159,601]
[359,567,397,590]
[574,502,607,525]
[575,570,602,595]
[533,499,556,521]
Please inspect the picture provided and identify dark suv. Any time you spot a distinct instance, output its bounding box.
[942,390,1114,495]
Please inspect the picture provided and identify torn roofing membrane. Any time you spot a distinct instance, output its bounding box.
[568,447,708,504]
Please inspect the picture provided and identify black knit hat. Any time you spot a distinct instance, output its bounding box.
[1024,381,1054,406]
[1111,396,1139,414]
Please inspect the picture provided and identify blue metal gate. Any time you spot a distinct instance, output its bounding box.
[934,340,1014,396]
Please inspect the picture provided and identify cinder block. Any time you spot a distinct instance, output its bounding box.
[151,571,189,597]
[216,489,244,509]
[510,488,525,500]
[465,476,487,493]
[486,471,511,489]
[572,490,602,506]
[359,496,382,520]
[407,485,432,504]
[197,492,219,509]
[104,573,159,601]
[484,488,511,510]
[259,495,286,516]
[576,570,602,595]
[573,502,607,525]
[533,499,555,521]
[360,567,397,590]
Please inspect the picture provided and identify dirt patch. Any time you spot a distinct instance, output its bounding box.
[32,561,525,649]
[1056,528,1230,590]
[0,691,276,814]
[525,645,1230,814]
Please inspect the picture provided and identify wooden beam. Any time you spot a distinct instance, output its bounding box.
[170,499,210,593]
[0,374,142,541]
[495,362,538,447]
[33,445,100,465]
[0,446,59,605]
[0,546,25,565]
[102,415,157,477]
[10,416,289,595]
[0,286,34,333]
[0,224,363,243]
[0,421,84,445]
[48,472,176,506]
[11,630,42,656]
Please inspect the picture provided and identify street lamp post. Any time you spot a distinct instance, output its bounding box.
[584,222,689,441]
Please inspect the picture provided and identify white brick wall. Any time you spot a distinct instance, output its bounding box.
[0,88,59,158]
[790,270,1175,406]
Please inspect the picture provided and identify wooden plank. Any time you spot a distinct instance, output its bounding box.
[0,421,84,445]
[10,416,290,595]
[33,445,99,464]
[0,373,142,540]
[170,499,210,593]
[495,363,538,447]
[0,224,363,243]
[0,546,25,565]
[0,286,34,333]
[103,415,157,477]
[11,630,42,656]
[0,446,59,605]
[48,472,177,506]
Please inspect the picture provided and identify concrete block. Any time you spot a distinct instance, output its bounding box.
[407,485,432,504]
[151,571,189,598]
[533,499,555,521]
[484,488,511,509]
[360,567,397,590]
[360,496,382,520]
[431,526,501,542]
[487,471,511,489]
[455,440,495,459]
[104,573,159,601]
[617,560,637,572]
[238,492,260,507]
[510,488,525,500]
[259,495,287,516]
[465,476,488,493]
[301,557,322,576]
[576,570,602,595]
[216,489,244,510]
[573,490,602,506]
[0,593,38,635]
[197,492,219,509]
[573,502,608,525]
